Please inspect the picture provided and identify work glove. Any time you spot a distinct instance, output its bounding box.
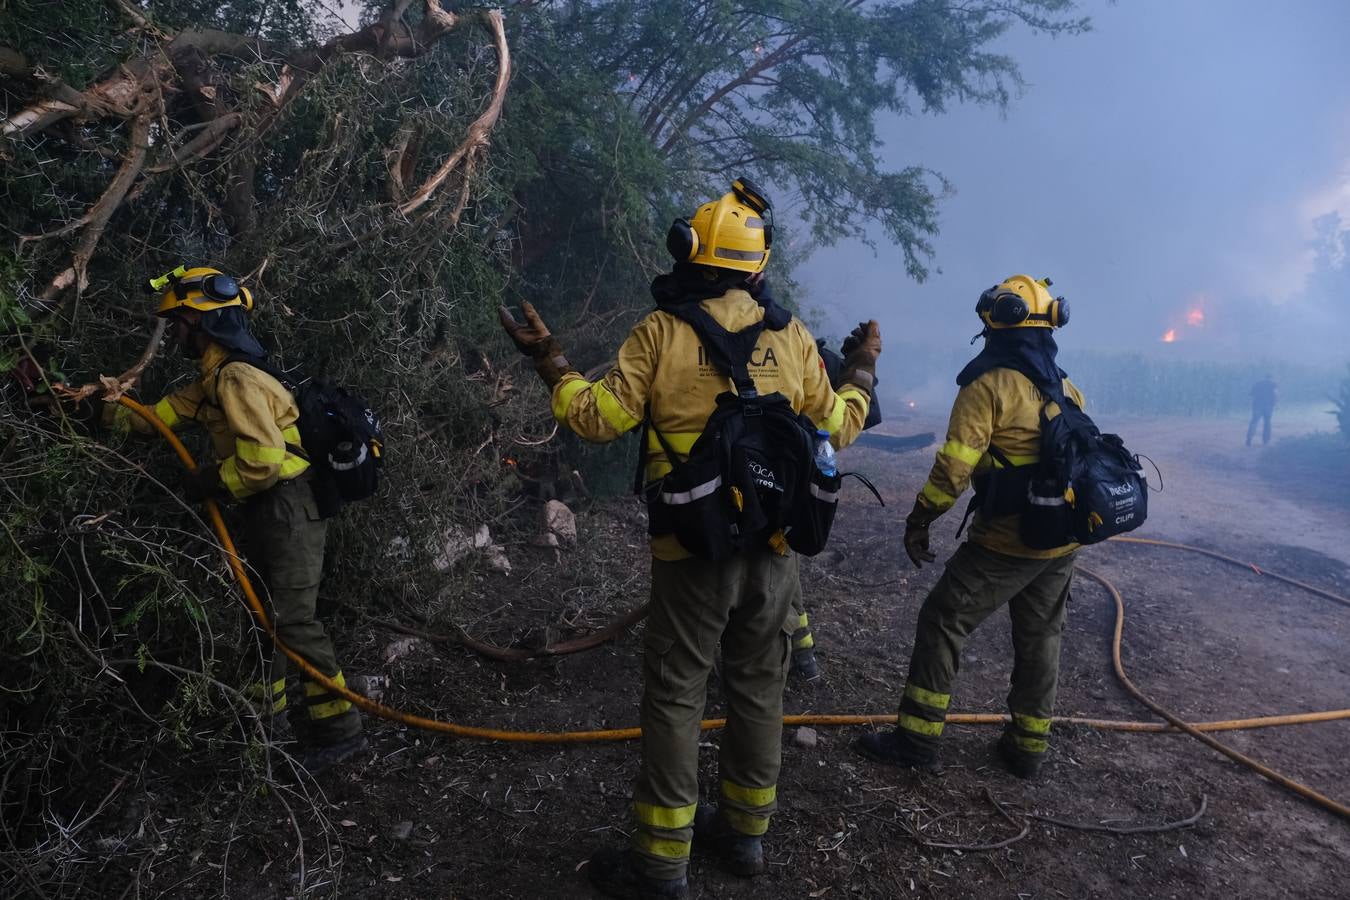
[181,465,226,503]
[903,497,940,568]
[499,301,553,357]
[498,301,575,388]
[840,320,882,391]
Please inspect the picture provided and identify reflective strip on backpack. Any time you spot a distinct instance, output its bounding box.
[1027,492,1068,506]
[328,443,369,471]
[659,476,722,505]
[808,482,839,503]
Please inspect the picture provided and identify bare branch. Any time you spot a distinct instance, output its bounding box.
[398,10,510,216]
[37,106,154,307]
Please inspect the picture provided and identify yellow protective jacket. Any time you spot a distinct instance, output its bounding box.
[552,288,872,560]
[918,367,1085,559]
[112,342,309,500]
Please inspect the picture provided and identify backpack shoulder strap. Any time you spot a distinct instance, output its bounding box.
[661,302,763,398]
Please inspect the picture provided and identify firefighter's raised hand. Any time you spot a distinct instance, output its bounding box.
[843,320,882,366]
[499,301,553,358]
[839,320,882,391]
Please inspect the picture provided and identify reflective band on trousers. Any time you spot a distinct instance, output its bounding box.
[721,779,776,808]
[723,807,770,836]
[634,802,697,830]
[634,832,691,859]
[660,476,722,506]
[899,713,944,737]
[1013,713,1052,734]
[1027,492,1068,507]
[304,672,353,719]
[1013,734,1048,754]
[904,683,951,710]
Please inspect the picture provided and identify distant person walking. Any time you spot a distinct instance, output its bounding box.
[1247,375,1277,447]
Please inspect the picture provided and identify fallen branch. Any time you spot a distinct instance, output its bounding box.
[370,601,651,663]
[916,789,1031,852]
[1026,794,1208,835]
[37,105,155,306]
[54,317,166,403]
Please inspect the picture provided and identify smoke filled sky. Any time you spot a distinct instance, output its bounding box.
[799,0,1350,366]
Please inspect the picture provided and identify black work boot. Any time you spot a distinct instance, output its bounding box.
[298,733,370,775]
[586,848,688,900]
[789,647,821,682]
[854,729,942,773]
[995,731,1044,780]
[692,806,765,877]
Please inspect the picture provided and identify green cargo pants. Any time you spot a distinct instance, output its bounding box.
[242,476,361,746]
[898,541,1075,760]
[630,551,797,879]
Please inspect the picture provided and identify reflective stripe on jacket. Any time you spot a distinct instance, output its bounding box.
[551,288,871,560]
[112,342,309,499]
[918,367,1085,559]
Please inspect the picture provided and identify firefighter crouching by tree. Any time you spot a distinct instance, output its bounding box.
[501,180,879,899]
[856,275,1082,780]
[106,266,367,774]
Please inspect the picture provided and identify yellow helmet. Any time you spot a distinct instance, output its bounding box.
[975,275,1069,329]
[666,177,773,274]
[151,265,254,316]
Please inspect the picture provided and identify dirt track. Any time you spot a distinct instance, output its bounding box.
[83,409,1350,898]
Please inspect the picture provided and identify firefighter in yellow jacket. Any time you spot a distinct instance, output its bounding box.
[856,275,1081,780]
[110,266,366,774]
[502,181,880,899]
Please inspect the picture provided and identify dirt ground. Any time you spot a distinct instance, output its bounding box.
[51,407,1350,899]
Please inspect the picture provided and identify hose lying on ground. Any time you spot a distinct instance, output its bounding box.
[118,396,1350,818]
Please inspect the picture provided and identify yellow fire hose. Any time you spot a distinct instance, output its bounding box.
[118,396,1350,818]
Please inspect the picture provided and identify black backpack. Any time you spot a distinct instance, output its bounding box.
[636,305,841,560]
[1019,383,1147,548]
[219,354,384,517]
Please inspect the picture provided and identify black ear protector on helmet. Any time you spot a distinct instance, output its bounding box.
[185,273,241,304]
[975,277,1070,328]
[145,266,244,305]
[976,287,1029,325]
[666,217,699,262]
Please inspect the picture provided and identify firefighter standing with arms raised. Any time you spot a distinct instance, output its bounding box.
[501,181,879,899]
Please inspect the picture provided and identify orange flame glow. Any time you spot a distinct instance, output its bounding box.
[1161,329,1177,343]
[1186,308,1204,326]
